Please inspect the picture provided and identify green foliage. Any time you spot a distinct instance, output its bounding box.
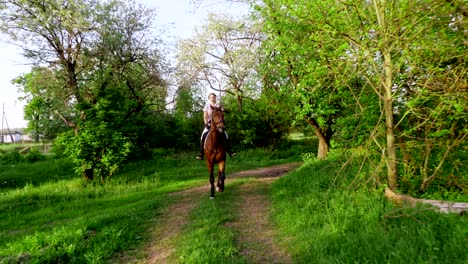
[333,79,382,148]
[120,110,202,159]
[271,154,467,263]
[256,0,378,159]
[171,87,205,151]
[13,67,71,142]
[24,148,46,163]
[2,0,169,177]
[225,96,291,148]
[397,74,467,194]
[256,0,467,193]
[0,150,23,165]
[398,142,468,201]
[57,124,131,180]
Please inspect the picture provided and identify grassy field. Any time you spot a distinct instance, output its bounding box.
[270,152,468,263]
[1,142,466,263]
[0,143,302,263]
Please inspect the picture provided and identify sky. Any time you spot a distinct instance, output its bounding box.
[0,0,248,129]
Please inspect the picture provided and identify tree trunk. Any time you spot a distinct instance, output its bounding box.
[374,0,398,190]
[317,133,330,160]
[236,94,243,112]
[84,168,94,181]
[384,89,398,190]
[305,117,331,160]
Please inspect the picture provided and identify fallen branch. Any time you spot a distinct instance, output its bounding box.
[385,188,468,214]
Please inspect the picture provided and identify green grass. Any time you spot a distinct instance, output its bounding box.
[0,159,75,189]
[0,143,32,153]
[174,180,251,264]
[270,156,468,264]
[2,139,466,263]
[0,147,302,263]
[0,177,173,263]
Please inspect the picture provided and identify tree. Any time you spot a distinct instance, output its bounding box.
[393,1,467,194]
[176,13,262,112]
[0,0,94,114]
[333,0,467,191]
[13,67,71,141]
[171,81,205,150]
[257,0,467,191]
[1,0,168,180]
[257,1,357,160]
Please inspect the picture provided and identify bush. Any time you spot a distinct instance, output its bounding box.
[24,148,46,162]
[1,150,23,164]
[56,122,132,180]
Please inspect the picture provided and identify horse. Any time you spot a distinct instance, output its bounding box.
[204,105,226,199]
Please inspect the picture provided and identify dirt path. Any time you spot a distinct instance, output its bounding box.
[116,162,301,263]
[226,178,292,263]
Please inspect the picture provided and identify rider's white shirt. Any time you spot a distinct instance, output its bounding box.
[203,102,220,121]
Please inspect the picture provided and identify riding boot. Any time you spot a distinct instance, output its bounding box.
[196,132,208,160]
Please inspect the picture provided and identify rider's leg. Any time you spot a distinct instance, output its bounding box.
[224,131,236,157]
[196,129,209,160]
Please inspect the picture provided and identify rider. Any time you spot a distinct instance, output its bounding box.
[196,93,236,160]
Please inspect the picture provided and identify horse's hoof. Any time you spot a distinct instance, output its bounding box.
[216,187,221,192]
[210,196,215,199]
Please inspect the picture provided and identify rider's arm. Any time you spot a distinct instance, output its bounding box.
[204,111,209,125]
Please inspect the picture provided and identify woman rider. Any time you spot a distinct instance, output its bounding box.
[196,93,236,160]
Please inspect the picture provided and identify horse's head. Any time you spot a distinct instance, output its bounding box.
[210,105,225,133]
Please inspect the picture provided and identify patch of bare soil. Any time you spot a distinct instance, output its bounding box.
[229,162,302,179]
[114,162,301,264]
[143,191,206,264]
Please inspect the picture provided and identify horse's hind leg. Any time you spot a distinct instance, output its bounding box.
[216,161,226,192]
[208,163,215,199]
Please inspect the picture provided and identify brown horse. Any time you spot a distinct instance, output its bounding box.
[204,106,226,199]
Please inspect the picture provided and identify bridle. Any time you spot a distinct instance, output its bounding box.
[210,108,225,132]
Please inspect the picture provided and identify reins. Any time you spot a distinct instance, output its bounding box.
[210,108,225,131]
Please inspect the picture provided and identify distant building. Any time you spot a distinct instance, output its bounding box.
[0,129,31,143]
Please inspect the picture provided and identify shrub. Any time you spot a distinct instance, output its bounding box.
[24,148,46,162]
[1,150,23,164]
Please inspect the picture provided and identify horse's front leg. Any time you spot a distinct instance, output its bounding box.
[216,161,226,192]
[207,160,215,199]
